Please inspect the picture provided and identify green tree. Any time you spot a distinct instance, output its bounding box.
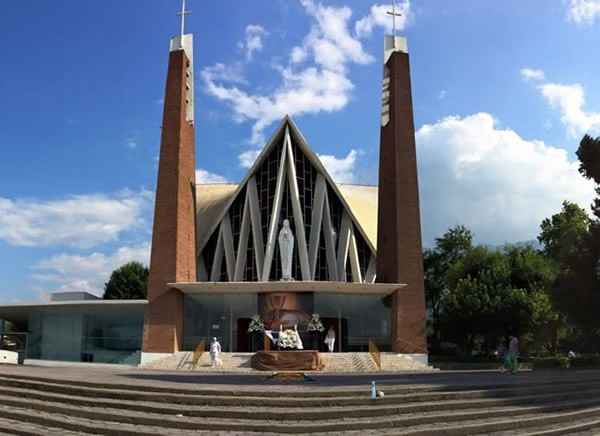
[424,225,473,348]
[577,135,600,219]
[439,245,558,353]
[544,134,600,350]
[538,201,590,265]
[103,262,149,300]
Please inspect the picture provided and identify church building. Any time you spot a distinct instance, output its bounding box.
[0,15,427,368]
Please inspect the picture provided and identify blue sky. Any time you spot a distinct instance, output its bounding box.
[1,0,600,302]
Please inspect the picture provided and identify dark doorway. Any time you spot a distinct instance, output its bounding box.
[237,318,250,352]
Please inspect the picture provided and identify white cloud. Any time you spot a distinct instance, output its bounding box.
[240,25,268,61]
[239,149,261,169]
[539,82,600,137]
[196,169,229,184]
[438,90,447,100]
[567,0,600,24]
[33,243,150,297]
[520,68,545,82]
[318,150,358,183]
[202,0,375,149]
[201,63,247,86]
[0,190,152,248]
[355,2,410,38]
[522,68,600,137]
[416,113,595,246]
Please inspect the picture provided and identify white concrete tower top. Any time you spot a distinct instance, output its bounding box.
[384,35,408,63]
[169,0,194,123]
[384,1,408,63]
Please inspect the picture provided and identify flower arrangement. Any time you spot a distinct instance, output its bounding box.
[247,315,265,333]
[307,313,325,332]
[278,329,300,349]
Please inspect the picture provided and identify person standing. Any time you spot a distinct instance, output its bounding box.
[507,336,519,374]
[210,337,222,368]
[324,326,336,352]
[496,342,507,372]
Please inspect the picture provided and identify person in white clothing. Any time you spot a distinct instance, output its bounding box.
[210,337,222,368]
[324,327,336,352]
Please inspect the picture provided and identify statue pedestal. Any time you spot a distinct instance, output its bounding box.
[251,351,322,371]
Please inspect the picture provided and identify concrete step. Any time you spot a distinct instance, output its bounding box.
[143,352,435,372]
[0,416,86,436]
[3,374,600,407]
[4,372,600,434]
[1,391,600,434]
[488,416,600,435]
[7,371,600,398]
[2,382,600,422]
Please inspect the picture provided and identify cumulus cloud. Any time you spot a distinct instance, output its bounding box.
[523,68,600,137]
[355,2,410,38]
[318,150,358,183]
[0,190,152,248]
[239,149,262,169]
[567,0,600,24]
[539,83,600,137]
[416,113,595,246]
[33,243,151,297]
[202,0,375,150]
[196,169,229,184]
[240,25,268,61]
[520,68,545,82]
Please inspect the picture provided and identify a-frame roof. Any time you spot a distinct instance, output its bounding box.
[196,116,376,256]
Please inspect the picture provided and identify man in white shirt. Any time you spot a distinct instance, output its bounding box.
[210,337,222,368]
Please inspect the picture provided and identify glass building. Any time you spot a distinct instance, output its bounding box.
[0,295,145,365]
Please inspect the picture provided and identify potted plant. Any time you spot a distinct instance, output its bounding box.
[247,315,265,352]
[307,314,325,350]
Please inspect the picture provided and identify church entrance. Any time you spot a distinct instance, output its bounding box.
[182,292,391,353]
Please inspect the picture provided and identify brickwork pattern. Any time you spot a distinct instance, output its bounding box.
[376,51,427,354]
[143,49,197,353]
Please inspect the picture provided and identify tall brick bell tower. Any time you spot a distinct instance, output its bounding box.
[376,36,427,356]
[142,32,197,363]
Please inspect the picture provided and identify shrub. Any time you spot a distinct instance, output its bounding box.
[532,356,569,369]
[569,354,600,369]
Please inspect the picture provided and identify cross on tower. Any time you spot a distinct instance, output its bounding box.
[177,0,191,38]
[386,1,403,36]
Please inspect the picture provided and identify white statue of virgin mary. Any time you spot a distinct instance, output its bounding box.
[278,219,294,281]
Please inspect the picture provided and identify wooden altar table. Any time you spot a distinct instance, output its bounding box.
[251,351,323,371]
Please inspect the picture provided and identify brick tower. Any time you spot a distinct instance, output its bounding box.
[142,34,197,361]
[376,36,427,355]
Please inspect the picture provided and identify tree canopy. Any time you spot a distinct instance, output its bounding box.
[538,201,590,265]
[437,244,557,353]
[103,262,149,300]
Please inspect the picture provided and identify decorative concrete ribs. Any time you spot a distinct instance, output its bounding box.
[204,122,375,284]
[381,72,391,127]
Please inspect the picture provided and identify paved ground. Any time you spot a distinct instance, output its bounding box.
[1,363,594,393]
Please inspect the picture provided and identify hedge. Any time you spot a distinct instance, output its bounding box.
[531,356,569,369]
[569,354,600,368]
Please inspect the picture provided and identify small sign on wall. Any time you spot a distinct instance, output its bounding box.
[211,324,220,330]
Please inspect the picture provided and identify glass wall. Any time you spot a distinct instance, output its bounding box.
[183,294,258,351]
[27,304,144,364]
[314,294,391,352]
[183,293,390,352]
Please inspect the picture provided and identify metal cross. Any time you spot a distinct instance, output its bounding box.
[177,0,191,38]
[387,1,403,36]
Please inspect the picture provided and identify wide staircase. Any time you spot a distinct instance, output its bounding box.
[145,352,255,371]
[144,352,434,372]
[2,371,600,434]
